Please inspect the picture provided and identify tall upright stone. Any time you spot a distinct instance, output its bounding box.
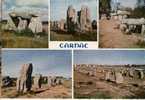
[16,63,33,93]
[67,5,76,33]
[79,5,92,32]
[105,71,111,81]
[115,72,124,84]
[33,74,42,89]
[17,17,28,31]
[28,16,43,33]
[59,19,65,31]
[47,76,52,87]
[129,69,134,78]
[139,70,144,79]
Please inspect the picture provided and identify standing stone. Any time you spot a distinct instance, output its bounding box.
[55,78,62,85]
[141,25,145,35]
[47,76,52,87]
[129,69,134,78]
[59,19,65,30]
[105,71,111,81]
[115,72,124,84]
[28,16,43,33]
[16,63,33,93]
[5,18,17,31]
[67,5,76,33]
[33,74,42,89]
[139,70,144,79]
[79,5,92,32]
[17,17,28,31]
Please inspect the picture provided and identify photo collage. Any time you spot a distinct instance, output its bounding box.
[0,0,145,99]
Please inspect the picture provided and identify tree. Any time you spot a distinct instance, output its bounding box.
[131,6,145,18]
[136,0,145,7]
[99,0,111,18]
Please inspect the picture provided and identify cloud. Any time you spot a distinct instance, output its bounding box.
[15,0,48,7]
[3,5,48,21]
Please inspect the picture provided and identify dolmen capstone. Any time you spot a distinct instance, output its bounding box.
[16,63,33,93]
[33,74,42,89]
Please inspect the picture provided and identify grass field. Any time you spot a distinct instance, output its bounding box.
[50,31,97,41]
[1,31,48,48]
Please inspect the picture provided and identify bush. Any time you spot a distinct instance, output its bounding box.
[130,6,145,18]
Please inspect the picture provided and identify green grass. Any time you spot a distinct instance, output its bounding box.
[2,31,48,48]
[50,31,97,41]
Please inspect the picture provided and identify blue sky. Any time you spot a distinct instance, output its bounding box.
[74,50,145,65]
[3,0,48,21]
[50,0,97,21]
[2,50,72,78]
[111,0,137,9]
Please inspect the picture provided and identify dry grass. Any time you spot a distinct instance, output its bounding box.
[74,70,145,99]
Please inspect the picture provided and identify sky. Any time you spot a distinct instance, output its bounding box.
[2,50,72,78]
[74,50,145,65]
[50,0,97,21]
[111,0,137,9]
[2,0,48,21]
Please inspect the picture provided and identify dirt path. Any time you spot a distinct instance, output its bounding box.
[36,85,72,98]
[74,71,145,98]
[2,85,71,98]
[99,19,140,48]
